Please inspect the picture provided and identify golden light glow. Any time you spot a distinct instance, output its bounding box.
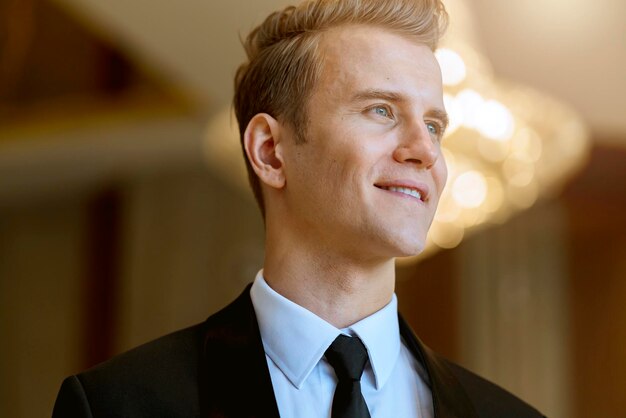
[443,94,463,136]
[430,222,465,249]
[436,48,467,86]
[476,100,515,142]
[452,171,488,208]
[408,0,589,260]
[483,177,504,213]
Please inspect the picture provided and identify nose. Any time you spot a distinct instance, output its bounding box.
[392,120,440,169]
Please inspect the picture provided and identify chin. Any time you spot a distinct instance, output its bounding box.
[384,233,427,258]
[395,226,429,255]
[394,242,426,258]
[363,221,430,259]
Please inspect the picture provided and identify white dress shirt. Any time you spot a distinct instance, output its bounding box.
[250,271,433,418]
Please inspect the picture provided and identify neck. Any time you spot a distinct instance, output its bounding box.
[262,225,396,329]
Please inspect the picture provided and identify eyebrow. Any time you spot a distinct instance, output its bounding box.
[351,89,404,103]
[351,89,449,130]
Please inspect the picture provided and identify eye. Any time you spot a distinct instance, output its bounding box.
[369,105,393,119]
[426,121,444,138]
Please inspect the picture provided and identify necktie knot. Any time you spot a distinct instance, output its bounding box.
[325,335,371,417]
[325,334,369,381]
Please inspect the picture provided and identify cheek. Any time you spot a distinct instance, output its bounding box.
[342,148,383,192]
[316,136,368,177]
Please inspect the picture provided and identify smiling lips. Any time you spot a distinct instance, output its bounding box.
[375,184,428,202]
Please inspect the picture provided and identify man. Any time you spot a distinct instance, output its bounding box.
[53,0,546,417]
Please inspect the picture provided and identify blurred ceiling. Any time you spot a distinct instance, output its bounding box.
[49,0,626,143]
[0,0,182,124]
[466,0,626,142]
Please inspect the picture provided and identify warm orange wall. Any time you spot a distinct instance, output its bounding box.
[396,249,459,361]
[563,146,626,418]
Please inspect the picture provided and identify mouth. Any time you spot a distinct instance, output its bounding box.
[374,183,428,203]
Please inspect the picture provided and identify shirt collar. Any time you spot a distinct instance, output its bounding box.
[347,293,401,390]
[250,270,401,391]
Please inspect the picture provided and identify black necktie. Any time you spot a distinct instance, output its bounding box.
[325,335,372,418]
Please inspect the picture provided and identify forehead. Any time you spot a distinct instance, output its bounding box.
[314,25,443,104]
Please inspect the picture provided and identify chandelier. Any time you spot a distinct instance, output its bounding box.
[418,0,589,259]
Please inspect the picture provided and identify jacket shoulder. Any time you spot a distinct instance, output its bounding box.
[56,322,207,417]
[443,359,546,418]
[53,286,258,418]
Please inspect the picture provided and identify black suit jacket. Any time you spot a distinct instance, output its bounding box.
[53,285,545,417]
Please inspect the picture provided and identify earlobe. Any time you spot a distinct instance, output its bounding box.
[243,113,286,189]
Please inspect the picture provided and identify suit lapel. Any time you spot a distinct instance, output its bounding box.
[199,285,280,418]
[198,286,479,418]
[399,314,479,418]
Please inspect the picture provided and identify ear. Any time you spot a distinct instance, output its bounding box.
[243,113,286,190]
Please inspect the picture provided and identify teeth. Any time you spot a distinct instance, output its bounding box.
[384,186,422,200]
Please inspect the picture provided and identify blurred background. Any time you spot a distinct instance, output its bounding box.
[1,0,625,417]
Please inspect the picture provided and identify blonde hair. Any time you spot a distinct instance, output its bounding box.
[233,0,448,216]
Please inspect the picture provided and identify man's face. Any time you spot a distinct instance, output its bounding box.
[279,25,448,261]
